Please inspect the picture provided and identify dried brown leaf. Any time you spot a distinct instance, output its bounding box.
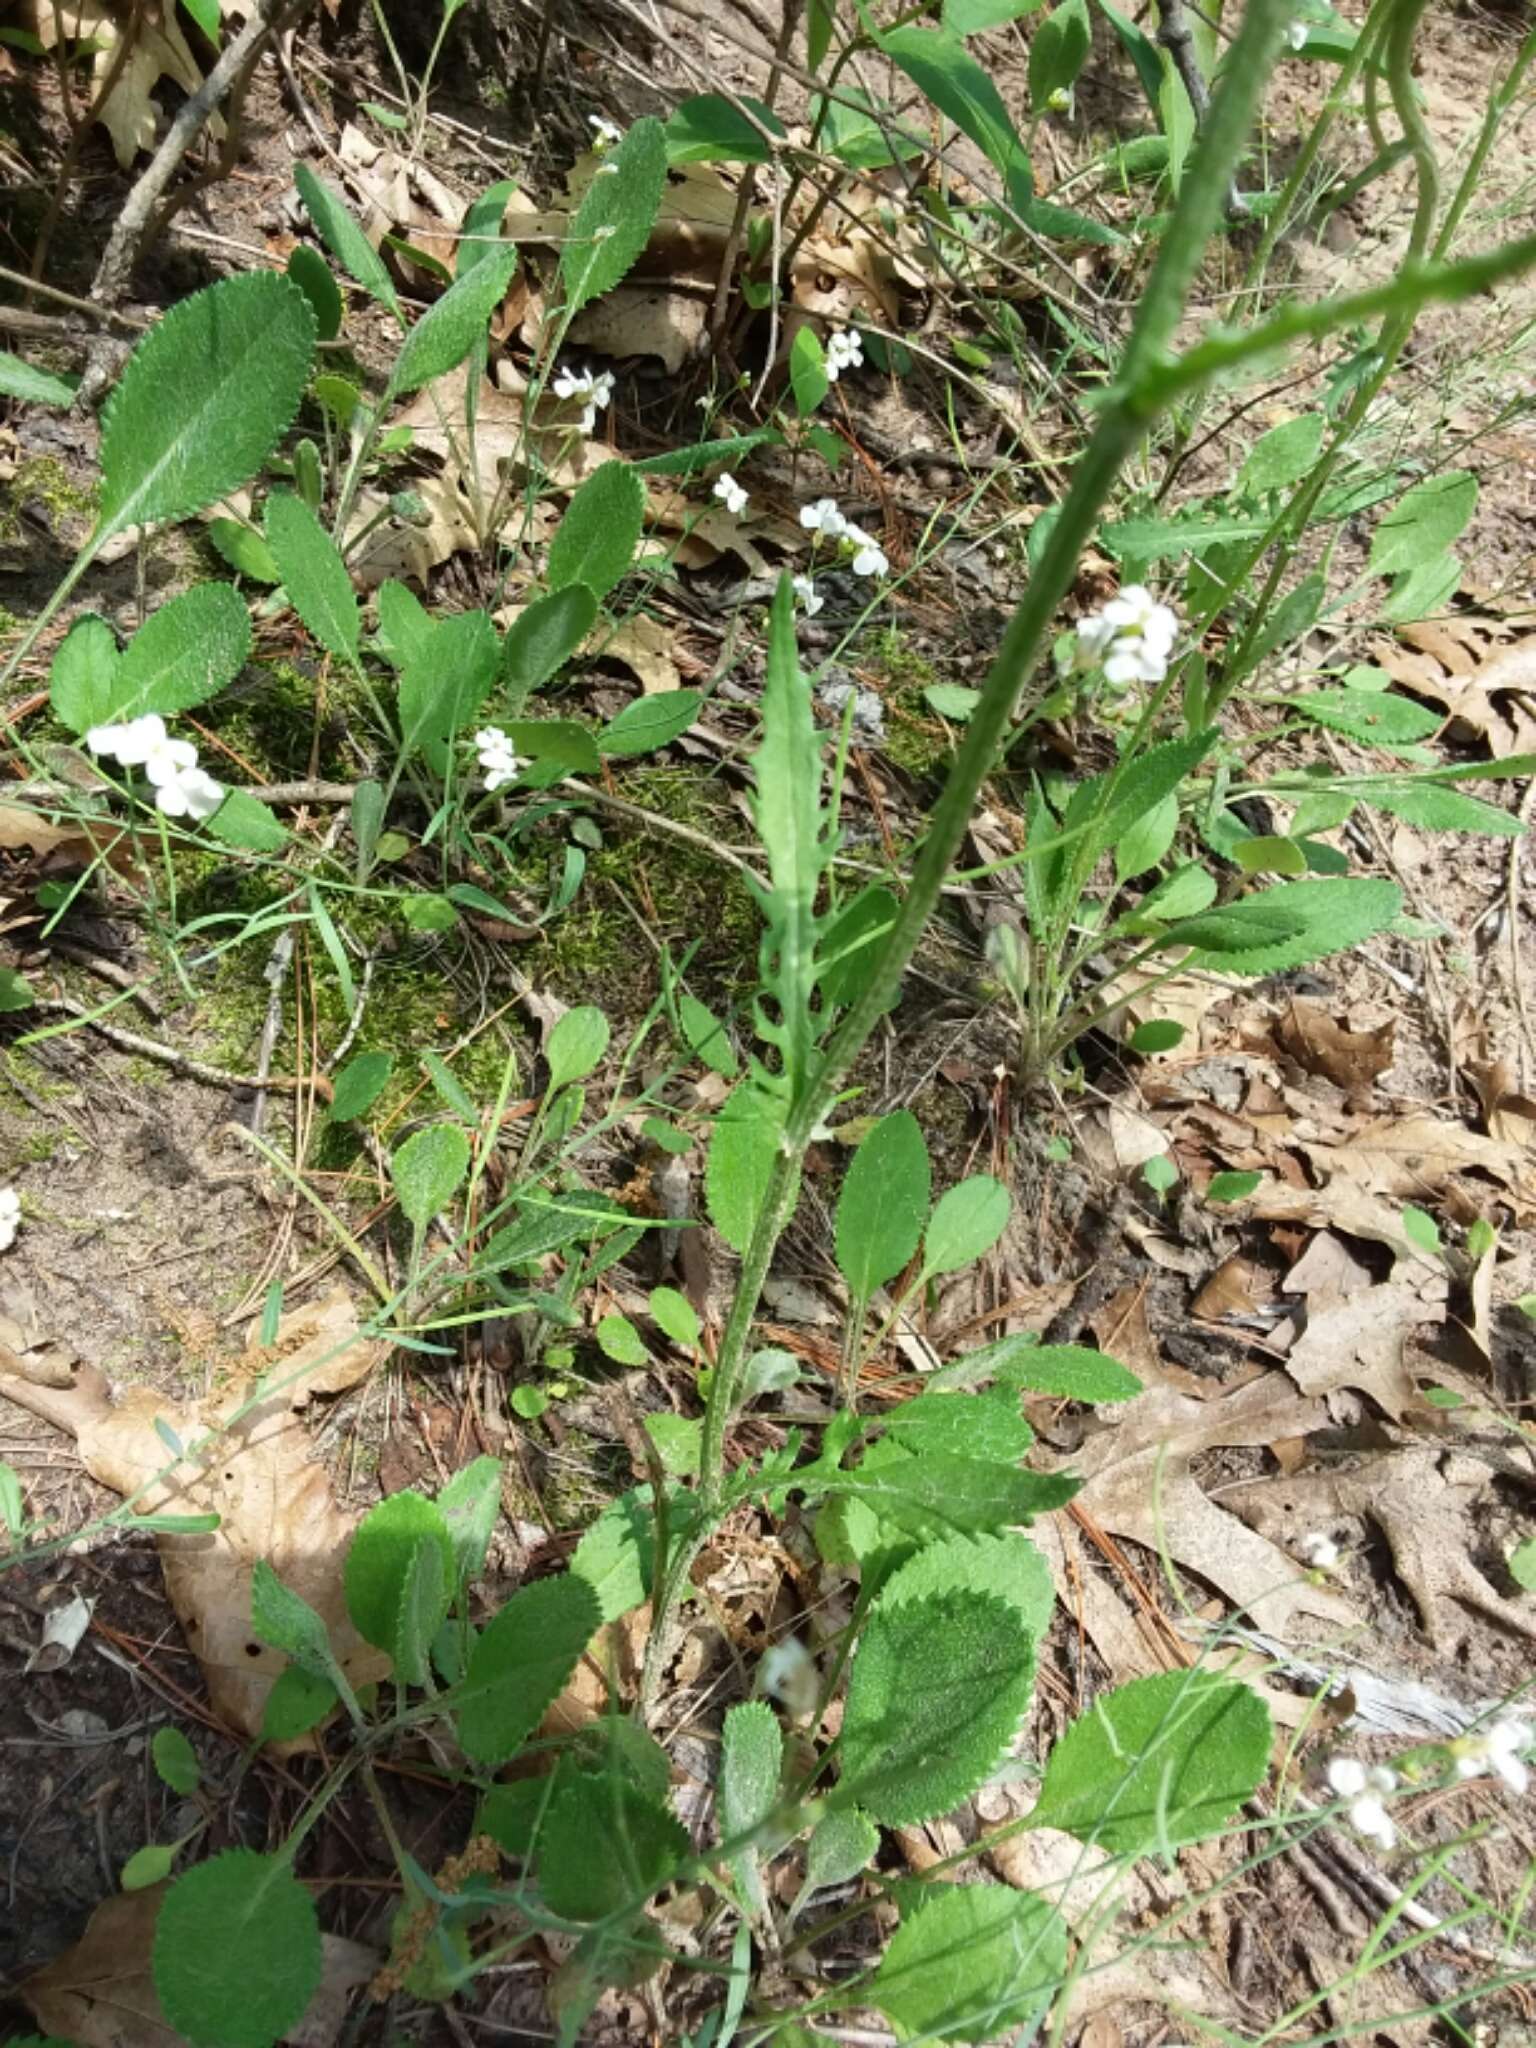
[1300,1113,1527,1202]
[1273,999,1394,1106]
[1370,620,1536,758]
[29,2,219,169]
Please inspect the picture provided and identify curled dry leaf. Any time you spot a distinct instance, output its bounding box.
[1299,1113,1530,1205]
[1272,998,1395,1108]
[1370,617,1536,759]
[27,1,219,169]
[21,1884,375,2048]
[587,614,683,696]
[0,1287,390,1740]
[1466,1055,1536,1149]
[569,285,709,375]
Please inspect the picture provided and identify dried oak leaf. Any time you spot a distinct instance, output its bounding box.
[1222,1446,1536,1653]
[28,1,219,169]
[22,1884,374,2048]
[0,1287,390,1740]
[1273,999,1394,1106]
[1370,617,1536,759]
[1299,1114,1528,1204]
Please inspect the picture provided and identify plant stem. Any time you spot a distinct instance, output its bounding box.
[643,0,1293,1707]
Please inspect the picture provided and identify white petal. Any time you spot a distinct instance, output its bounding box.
[154,780,191,817]
[1327,1757,1367,1797]
[1349,1795,1395,1849]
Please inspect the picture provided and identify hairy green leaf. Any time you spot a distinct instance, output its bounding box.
[836,1110,931,1299]
[790,326,829,416]
[666,92,786,164]
[110,582,251,721]
[457,1574,602,1764]
[205,788,287,853]
[559,117,668,316]
[1369,471,1476,579]
[49,614,119,734]
[0,351,78,406]
[840,1590,1034,1823]
[820,884,900,1009]
[1358,778,1522,836]
[294,163,401,316]
[721,1699,782,1914]
[377,578,434,669]
[208,516,280,584]
[649,1285,702,1349]
[397,606,499,772]
[809,1448,1079,1534]
[391,1124,470,1228]
[97,273,315,539]
[882,1386,1035,1467]
[1030,1669,1271,1852]
[539,1770,690,1920]
[1029,0,1091,113]
[879,1529,1054,1640]
[1238,414,1325,497]
[598,689,702,758]
[546,1004,610,1089]
[153,1850,321,2048]
[386,242,519,398]
[881,25,1032,214]
[866,1882,1068,2045]
[923,1175,1010,1277]
[259,1665,337,1744]
[152,1725,201,1796]
[1171,876,1403,972]
[799,1807,878,1905]
[707,1080,789,1254]
[343,1492,455,1661]
[285,245,342,341]
[329,1049,392,1121]
[1287,687,1441,747]
[932,1336,1142,1402]
[550,459,646,601]
[251,1558,337,1685]
[264,490,359,662]
[437,1455,503,1585]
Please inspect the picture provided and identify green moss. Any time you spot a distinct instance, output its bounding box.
[863,625,954,777]
[0,456,97,547]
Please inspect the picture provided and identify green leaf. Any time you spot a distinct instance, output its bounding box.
[944,0,1046,27]
[97,273,315,540]
[1030,1670,1271,1853]
[377,578,434,669]
[881,25,1032,214]
[840,1590,1034,1823]
[598,688,701,758]
[503,716,601,779]
[110,582,251,720]
[570,1487,672,1623]
[206,788,287,854]
[1288,687,1441,747]
[549,460,645,601]
[458,178,519,276]
[649,1285,702,1349]
[633,427,780,477]
[836,1110,932,1299]
[386,242,519,399]
[260,1665,337,1745]
[799,1807,878,1903]
[923,1175,1010,1277]
[398,605,499,772]
[1029,0,1090,114]
[559,117,669,317]
[330,1049,392,1121]
[820,885,899,1009]
[1238,414,1325,496]
[0,968,34,1013]
[294,163,401,316]
[643,1413,700,1476]
[391,1123,470,1228]
[1369,471,1477,578]
[251,1558,339,1685]
[0,351,79,406]
[924,682,980,721]
[1080,730,1217,868]
[810,1449,1078,1535]
[1114,789,1178,884]
[678,991,737,1076]
[866,1882,1068,2045]
[882,1385,1035,1467]
[790,326,830,416]
[666,92,785,164]
[721,1699,781,1915]
[456,1573,602,1764]
[706,1080,789,1255]
[539,1770,690,1920]
[393,1528,450,1686]
[152,1725,201,1796]
[1401,1204,1441,1255]
[49,614,119,734]
[153,1850,321,2048]
[285,244,342,341]
[546,1004,610,1089]
[1207,1169,1263,1203]
[208,517,280,583]
[264,490,359,662]
[1094,0,1165,105]
[933,1336,1142,1402]
[1171,875,1403,972]
[1129,1018,1184,1053]
[1509,1538,1536,1591]
[343,1492,455,1659]
[1382,549,1462,625]
[0,1459,24,1535]
[428,1456,501,1588]
[598,1311,650,1366]
[1358,778,1522,837]
[880,1530,1054,1641]
[123,1841,181,1891]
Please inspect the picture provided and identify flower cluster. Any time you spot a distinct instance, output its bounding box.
[1327,1757,1399,1850]
[474,727,525,794]
[0,1187,19,1253]
[1452,1715,1530,1795]
[796,497,889,580]
[825,327,864,382]
[86,714,224,820]
[1075,585,1180,687]
[713,471,749,517]
[552,364,615,435]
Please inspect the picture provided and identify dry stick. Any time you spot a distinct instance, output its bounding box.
[25,995,324,1096]
[0,264,146,333]
[77,0,310,404]
[1156,0,1247,220]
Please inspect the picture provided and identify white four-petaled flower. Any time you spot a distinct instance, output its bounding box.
[825,328,865,381]
[1327,1756,1399,1850]
[552,363,616,435]
[86,712,224,820]
[845,521,889,579]
[800,497,847,540]
[1076,584,1180,687]
[0,1187,20,1253]
[1455,1716,1531,1795]
[714,471,749,517]
[475,726,525,794]
[792,574,823,616]
[588,114,624,149]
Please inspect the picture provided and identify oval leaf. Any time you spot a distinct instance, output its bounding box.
[264,489,360,662]
[868,1883,1068,2044]
[549,460,646,601]
[457,1572,602,1765]
[923,1174,1010,1276]
[153,1849,321,2048]
[386,242,520,399]
[111,582,252,720]
[390,1123,470,1228]
[835,1109,931,1299]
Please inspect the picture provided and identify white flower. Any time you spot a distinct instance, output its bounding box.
[475,726,525,794]
[1455,1716,1531,1795]
[760,1635,818,1715]
[714,471,749,517]
[153,763,224,820]
[588,114,624,149]
[1299,1532,1340,1571]
[552,363,615,435]
[1327,1756,1399,1849]
[1075,585,1180,686]
[800,497,847,540]
[1287,18,1309,48]
[791,574,823,616]
[0,1187,20,1252]
[86,712,168,767]
[845,522,889,579]
[825,327,865,381]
